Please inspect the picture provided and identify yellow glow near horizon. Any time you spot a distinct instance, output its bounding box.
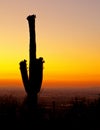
[0,0,100,88]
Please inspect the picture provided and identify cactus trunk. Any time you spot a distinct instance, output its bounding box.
[19,14,44,104]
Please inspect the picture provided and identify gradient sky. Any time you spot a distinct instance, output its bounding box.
[0,0,100,88]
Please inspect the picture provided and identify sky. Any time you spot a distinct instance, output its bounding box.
[0,0,100,89]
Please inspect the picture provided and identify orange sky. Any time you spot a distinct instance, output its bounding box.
[0,0,100,89]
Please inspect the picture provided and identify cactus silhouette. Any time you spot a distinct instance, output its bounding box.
[19,14,44,104]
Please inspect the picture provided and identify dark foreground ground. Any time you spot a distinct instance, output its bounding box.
[0,94,100,130]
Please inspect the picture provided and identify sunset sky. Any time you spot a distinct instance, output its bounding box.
[0,0,100,89]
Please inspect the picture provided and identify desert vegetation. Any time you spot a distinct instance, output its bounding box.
[0,94,100,129]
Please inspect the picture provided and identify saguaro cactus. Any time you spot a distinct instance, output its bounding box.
[19,14,44,102]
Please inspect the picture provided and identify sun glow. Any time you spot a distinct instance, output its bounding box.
[0,0,100,88]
